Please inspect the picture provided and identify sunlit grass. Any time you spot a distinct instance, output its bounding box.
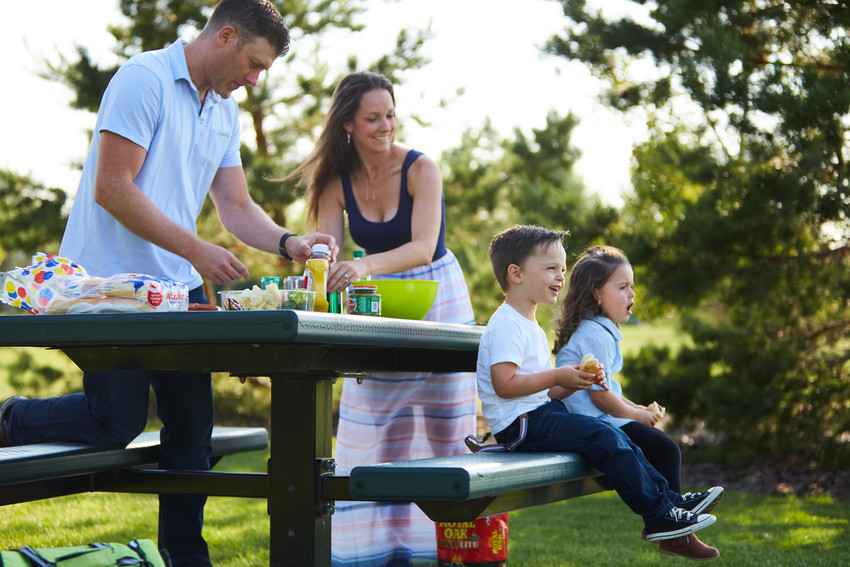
[507,491,850,566]
[0,451,272,565]
[2,450,848,566]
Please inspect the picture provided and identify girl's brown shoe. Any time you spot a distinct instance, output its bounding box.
[658,534,719,561]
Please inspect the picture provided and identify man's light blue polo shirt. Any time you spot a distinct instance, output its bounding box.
[60,40,242,289]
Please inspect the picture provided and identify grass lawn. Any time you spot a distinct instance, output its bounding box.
[509,491,849,566]
[1,448,848,566]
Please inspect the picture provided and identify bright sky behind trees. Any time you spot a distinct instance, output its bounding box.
[1,0,645,206]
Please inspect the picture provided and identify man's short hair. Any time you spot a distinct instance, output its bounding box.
[207,0,290,57]
[489,225,569,291]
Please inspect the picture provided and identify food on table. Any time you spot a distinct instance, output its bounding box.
[188,303,220,311]
[280,289,313,311]
[219,287,314,311]
[2,253,188,314]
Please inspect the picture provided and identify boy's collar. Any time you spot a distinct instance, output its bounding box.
[504,297,537,322]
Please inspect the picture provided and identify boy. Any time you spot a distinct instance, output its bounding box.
[476,225,722,544]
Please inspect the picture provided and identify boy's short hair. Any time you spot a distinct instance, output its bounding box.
[489,225,570,291]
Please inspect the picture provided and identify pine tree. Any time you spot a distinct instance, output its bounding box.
[548,0,850,463]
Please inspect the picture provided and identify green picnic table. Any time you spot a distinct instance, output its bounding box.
[0,310,483,566]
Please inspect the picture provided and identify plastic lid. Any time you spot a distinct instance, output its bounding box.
[311,243,331,256]
[352,285,378,292]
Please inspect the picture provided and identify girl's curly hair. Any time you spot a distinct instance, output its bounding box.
[553,245,630,354]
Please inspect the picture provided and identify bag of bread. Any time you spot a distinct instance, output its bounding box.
[1,254,87,314]
[47,272,189,314]
[1,253,188,314]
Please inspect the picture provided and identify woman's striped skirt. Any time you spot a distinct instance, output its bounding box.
[331,250,477,566]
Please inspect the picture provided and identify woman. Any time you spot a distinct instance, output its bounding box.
[287,71,477,567]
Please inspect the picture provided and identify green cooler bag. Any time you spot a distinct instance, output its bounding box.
[0,539,170,567]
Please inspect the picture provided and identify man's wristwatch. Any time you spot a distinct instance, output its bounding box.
[279,232,297,260]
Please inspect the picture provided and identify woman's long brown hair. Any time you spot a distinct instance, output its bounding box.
[282,71,394,226]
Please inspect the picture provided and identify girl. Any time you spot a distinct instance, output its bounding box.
[550,245,721,561]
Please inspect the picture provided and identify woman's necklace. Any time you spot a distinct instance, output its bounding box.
[364,181,377,201]
[362,164,388,201]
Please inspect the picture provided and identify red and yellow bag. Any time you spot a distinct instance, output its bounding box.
[436,513,509,566]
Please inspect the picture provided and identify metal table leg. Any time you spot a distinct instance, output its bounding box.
[269,373,335,566]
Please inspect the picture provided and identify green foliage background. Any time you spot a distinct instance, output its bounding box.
[545,0,850,466]
[2,1,849,467]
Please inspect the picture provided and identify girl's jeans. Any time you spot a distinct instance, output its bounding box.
[621,420,683,493]
[5,287,214,566]
[495,399,676,521]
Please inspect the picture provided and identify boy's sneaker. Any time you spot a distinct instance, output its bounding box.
[678,487,724,515]
[465,432,506,452]
[644,507,716,542]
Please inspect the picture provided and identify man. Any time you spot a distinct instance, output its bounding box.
[0,1,334,565]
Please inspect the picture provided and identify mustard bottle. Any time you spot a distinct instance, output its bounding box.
[306,244,330,312]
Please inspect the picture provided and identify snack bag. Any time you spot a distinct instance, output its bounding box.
[436,514,509,566]
[1,253,189,314]
[1,254,87,314]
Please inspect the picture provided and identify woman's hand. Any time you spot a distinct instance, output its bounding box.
[328,260,368,292]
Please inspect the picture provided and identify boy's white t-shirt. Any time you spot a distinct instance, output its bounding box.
[477,302,552,434]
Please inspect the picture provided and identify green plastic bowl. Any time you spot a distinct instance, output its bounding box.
[352,279,438,320]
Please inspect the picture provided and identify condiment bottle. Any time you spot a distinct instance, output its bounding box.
[348,284,381,316]
[306,243,331,312]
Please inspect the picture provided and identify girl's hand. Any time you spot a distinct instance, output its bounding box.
[634,408,658,427]
[592,367,609,391]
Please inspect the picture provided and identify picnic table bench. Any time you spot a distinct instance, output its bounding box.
[0,310,609,566]
[345,451,609,522]
[0,426,269,505]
